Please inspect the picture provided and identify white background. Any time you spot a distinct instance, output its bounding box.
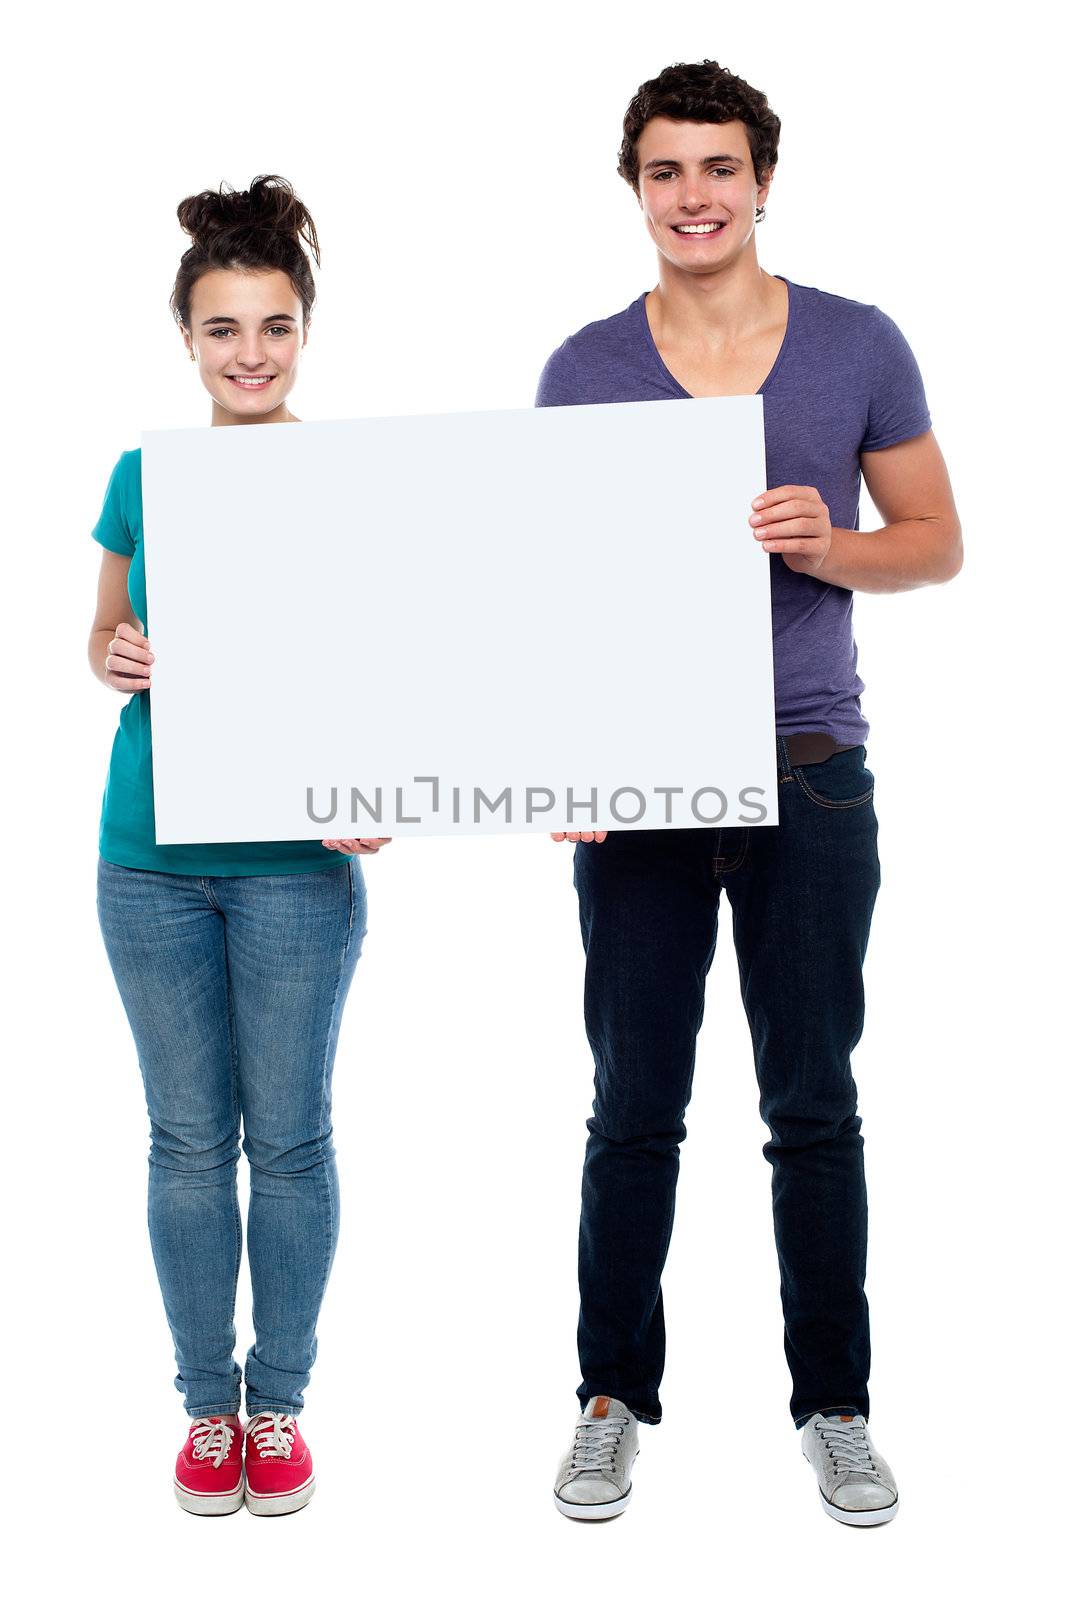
[3,1,1058,1594]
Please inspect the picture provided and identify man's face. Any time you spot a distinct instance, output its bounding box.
[634,117,772,274]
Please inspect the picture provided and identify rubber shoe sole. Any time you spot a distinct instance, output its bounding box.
[245,1475,316,1517]
[818,1492,898,1527]
[553,1483,633,1521]
[174,1473,245,1516]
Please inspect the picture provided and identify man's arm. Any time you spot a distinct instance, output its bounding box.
[814,431,963,594]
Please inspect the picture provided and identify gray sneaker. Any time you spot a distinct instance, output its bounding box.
[554,1396,640,1520]
[801,1412,899,1525]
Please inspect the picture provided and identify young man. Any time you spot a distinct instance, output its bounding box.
[536,60,961,1527]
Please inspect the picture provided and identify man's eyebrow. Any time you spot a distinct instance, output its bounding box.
[642,154,744,172]
[199,313,298,326]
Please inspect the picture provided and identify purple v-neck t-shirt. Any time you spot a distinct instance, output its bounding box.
[534,275,932,744]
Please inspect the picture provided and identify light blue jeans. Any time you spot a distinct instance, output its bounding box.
[96,855,367,1417]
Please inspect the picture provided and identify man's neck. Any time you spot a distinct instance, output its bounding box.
[647,254,782,351]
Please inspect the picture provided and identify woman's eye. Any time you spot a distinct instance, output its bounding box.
[208,328,234,338]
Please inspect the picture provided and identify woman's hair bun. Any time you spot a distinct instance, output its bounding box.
[170,174,320,329]
[176,174,320,265]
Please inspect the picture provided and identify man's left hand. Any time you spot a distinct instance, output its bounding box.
[750,486,833,574]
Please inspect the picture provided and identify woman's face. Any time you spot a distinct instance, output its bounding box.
[181,268,307,421]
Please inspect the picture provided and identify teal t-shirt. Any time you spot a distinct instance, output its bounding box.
[91,449,352,876]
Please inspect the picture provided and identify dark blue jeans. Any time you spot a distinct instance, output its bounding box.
[573,738,880,1431]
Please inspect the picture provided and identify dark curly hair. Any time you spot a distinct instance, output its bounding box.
[169,174,320,330]
[618,60,780,194]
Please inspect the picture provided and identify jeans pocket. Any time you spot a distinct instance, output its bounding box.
[791,746,875,810]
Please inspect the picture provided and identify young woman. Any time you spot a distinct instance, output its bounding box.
[89,175,388,1517]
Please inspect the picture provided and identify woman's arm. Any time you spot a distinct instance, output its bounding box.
[88,549,154,691]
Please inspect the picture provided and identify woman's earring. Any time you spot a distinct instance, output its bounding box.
[189,351,196,362]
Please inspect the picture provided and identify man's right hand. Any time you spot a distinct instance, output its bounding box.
[551,831,609,843]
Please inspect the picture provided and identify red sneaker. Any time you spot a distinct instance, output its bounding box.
[174,1416,245,1515]
[244,1413,315,1516]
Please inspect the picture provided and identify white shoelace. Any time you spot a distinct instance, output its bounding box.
[190,1418,236,1469]
[247,1412,296,1459]
[571,1417,626,1472]
[815,1417,878,1477]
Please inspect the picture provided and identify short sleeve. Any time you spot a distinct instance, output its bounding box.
[535,339,581,407]
[861,308,932,452]
[90,452,137,556]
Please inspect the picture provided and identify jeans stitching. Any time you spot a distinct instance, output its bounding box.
[201,875,224,910]
[224,917,243,1396]
[713,829,750,875]
[791,767,875,810]
[307,865,358,1334]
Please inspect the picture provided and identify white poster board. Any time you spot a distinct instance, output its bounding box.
[141,398,777,841]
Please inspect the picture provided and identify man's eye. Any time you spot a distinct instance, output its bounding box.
[711,168,735,178]
[652,171,675,181]
[266,326,291,336]
[208,328,234,338]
